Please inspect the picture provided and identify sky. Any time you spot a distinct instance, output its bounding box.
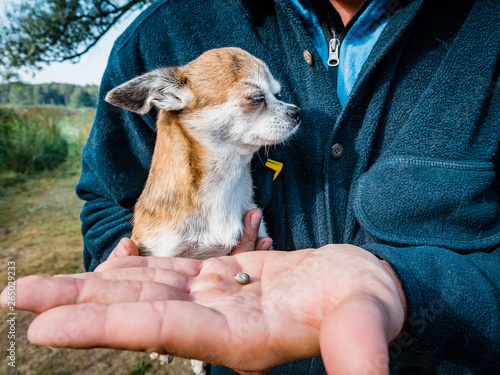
[7,3,141,86]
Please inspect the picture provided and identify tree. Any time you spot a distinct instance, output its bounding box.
[70,86,96,107]
[8,83,34,106]
[0,0,153,80]
[0,83,99,107]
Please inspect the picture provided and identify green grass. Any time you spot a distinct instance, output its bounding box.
[130,361,153,375]
[0,106,93,193]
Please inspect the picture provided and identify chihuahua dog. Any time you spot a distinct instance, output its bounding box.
[106,47,300,259]
[105,47,300,374]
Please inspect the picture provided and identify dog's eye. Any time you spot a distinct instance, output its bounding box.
[250,94,265,103]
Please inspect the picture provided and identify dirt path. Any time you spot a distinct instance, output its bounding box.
[0,174,191,375]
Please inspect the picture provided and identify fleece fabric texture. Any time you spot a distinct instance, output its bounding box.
[76,0,500,373]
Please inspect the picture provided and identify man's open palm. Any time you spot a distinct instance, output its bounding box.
[2,245,404,375]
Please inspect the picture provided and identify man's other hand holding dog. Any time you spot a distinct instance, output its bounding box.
[108,209,274,259]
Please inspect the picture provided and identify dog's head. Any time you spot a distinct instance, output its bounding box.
[106,47,300,152]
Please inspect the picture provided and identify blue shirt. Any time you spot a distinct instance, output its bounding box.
[291,0,392,106]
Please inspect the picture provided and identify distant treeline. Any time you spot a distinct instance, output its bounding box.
[0,82,99,108]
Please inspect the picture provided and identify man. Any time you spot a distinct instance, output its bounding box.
[2,0,499,374]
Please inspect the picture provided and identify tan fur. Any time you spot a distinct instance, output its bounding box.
[182,48,269,110]
[131,110,211,253]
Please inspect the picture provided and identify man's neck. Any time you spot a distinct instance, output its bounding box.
[329,0,365,25]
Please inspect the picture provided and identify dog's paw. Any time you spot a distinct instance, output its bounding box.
[191,359,207,375]
[149,352,173,365]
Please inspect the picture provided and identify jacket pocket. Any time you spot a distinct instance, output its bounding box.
[353,156,500,252]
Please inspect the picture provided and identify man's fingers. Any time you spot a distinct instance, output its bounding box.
[56,266,191,289]
[255,237,273,250]
[2,275,190,313]
[232,209,272,255]
[106,213,273,259]
[232,209,262,255]
[95,255,202,275]
[320,296,390,375]
[27,301,230,362]
[108,238,140,259]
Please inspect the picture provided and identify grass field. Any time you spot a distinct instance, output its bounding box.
[0,107,191,375]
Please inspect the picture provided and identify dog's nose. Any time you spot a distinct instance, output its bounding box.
[286,105,301,122]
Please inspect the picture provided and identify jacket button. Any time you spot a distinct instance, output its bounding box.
[331,143,344,160]
[303,50,314,66]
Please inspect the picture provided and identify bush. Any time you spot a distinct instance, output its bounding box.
[0,107,68,173]
[70,86,96,108]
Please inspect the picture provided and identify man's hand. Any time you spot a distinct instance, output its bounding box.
[0,245,405,375]
[107,237,140,258]
[107,209,273,259]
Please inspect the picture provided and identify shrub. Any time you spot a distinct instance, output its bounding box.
[0,107,68,173]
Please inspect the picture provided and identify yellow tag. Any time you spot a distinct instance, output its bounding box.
[265,159,283,181]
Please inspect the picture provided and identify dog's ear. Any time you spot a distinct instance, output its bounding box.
[105,67,192,114]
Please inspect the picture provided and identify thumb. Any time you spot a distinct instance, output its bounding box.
[108,238,140,259]
[320,296,391,375]
[232,209,272,255]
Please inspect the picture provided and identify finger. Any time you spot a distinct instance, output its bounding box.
[2,275,190,313]
[95,255,202,276]
[56,267,191,289]
[108,238,140,259]
[27,300,230,363]
[255,237,273,251]
[320,296,390,375]
[232,209,263,255]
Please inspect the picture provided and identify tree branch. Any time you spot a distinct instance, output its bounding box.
[54,8,130,62]
[0,0,153,76]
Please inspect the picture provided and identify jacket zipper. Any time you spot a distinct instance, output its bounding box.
[325,0,372,68]
[328,33,341,67]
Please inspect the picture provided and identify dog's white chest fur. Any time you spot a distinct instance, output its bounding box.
[142,162,259,260]
[201,163,254,249]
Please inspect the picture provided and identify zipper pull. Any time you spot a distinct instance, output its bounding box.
[328,32,340,68]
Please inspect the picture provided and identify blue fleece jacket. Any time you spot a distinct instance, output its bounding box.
[76,0,500,373]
